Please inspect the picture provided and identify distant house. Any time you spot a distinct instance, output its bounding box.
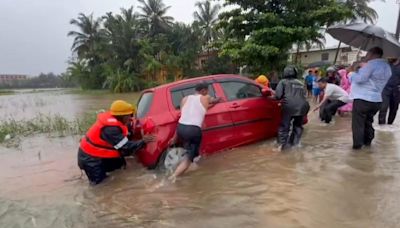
[195,50,218,70]
[289,45,363,67]
[0,74,27,85]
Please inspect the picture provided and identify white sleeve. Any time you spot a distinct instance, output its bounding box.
[324,85,333,98]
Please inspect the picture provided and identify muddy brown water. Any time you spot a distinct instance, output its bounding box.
[1,90,400,228]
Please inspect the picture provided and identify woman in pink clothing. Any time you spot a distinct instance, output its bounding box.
[338,68,353,115]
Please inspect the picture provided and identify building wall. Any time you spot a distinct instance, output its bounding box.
[291,48,361,66]
[0,74,27,85]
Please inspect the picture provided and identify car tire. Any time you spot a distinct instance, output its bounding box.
[156,147,187,174]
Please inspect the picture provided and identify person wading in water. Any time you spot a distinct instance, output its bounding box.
[169,82,220,181]
[275,66,310,151]
[78,100,155,185]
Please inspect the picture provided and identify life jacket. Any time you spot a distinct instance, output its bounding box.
[80,112,129,158]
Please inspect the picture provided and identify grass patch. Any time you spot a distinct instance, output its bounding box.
[0,90,15,95]
[0,113,97,144]
[64,88,111,95]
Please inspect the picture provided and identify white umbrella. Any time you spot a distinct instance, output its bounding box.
[327,23,400,57]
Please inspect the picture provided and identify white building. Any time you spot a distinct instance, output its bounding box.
[289,45,363,66]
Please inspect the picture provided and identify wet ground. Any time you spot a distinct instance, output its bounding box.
[1,90,400,228]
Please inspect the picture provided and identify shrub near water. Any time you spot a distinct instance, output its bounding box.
[0,113,97,143]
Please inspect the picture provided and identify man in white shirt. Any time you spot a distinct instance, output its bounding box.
[313,77,350,124]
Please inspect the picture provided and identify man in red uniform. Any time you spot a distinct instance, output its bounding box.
[78,100,155,185]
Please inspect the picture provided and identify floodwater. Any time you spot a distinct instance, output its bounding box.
[1,90,400,228]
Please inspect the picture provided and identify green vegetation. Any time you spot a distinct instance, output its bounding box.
[0,73,76,89]
[67,0,230,92]
[0,113,97,144]
[218,0,352,73]
[0,90,15,95]
[66,0,382,91]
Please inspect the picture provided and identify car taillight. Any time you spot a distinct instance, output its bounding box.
[142,117,155,134]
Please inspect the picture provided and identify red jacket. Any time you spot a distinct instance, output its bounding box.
[80,112,128,158]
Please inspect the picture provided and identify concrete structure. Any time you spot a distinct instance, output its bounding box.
[289,45,363,67]
[0,74,27,85]
[195,50,218,70]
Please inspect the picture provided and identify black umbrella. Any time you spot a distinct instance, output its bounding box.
[327,23,400,57]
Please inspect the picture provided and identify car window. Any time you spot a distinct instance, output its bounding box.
[220,81,262,101]
[171,84,216,109]
[137,92,154,118]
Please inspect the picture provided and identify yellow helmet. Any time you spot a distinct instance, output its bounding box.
[110,100,136,116]
[255,75,268,84]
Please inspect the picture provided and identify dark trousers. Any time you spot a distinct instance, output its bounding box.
[177,124,202,162]
[352,99,382,149]
[78,149,125,185]
[320,100,346,123]
[278,114,305,149]
[378,92,400,125]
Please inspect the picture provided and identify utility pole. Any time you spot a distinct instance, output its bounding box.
[396,0,400,40]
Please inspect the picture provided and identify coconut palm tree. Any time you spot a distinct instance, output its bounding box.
[138,0,174,36]
[193,0,221,46]
[333,0,383,63]
[68,13,104,60]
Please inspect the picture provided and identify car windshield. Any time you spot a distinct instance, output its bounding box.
[137,92,154,118]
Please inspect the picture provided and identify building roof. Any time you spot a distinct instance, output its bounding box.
[290,44,351,54]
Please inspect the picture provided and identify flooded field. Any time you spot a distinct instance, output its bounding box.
[1,90,400,228]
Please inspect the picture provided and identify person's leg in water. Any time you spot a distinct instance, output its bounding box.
[102,157,125,172]
[352,99,367,149]
[378,92,391,125]
[364,102,381,146]
[322,100,346,124]
[277,112,292,150]
[289,116,304,146]
[77,149,107,185]
[170,125,202,180]
[388,92,400,125]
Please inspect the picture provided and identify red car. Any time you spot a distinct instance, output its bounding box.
[134,74,282,169]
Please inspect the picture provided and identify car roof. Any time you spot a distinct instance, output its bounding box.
[142,74,253,93]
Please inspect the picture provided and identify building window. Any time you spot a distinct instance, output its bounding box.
[321,53,329,61]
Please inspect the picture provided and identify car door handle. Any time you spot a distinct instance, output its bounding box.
[230,103,240,108]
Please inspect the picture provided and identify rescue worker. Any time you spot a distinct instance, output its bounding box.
[255,75,270,88]
[78,100,155,185]
[275,66,310,151]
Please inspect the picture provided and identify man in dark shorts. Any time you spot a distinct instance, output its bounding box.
[169,83,220,180]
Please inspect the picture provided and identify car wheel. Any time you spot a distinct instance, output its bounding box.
[157,147,187,173]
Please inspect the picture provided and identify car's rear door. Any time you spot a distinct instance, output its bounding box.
[169,81,236,155]
[218,78,276,145]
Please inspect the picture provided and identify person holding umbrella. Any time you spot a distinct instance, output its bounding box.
[350,47,391,150]
[327,23,400,149]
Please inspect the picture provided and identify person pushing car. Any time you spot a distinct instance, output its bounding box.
[169,82,220,181]
[78,100,155,185]
[275,66,310,151]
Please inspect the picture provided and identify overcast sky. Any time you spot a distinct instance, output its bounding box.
[0,0,398,75]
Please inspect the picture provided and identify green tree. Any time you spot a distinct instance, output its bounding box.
[68,13,105,60]
[333,0,383,63]
[68,13,107,89]
[219,0,351,73]
[138,0,174,36]
[193,0,221,46]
